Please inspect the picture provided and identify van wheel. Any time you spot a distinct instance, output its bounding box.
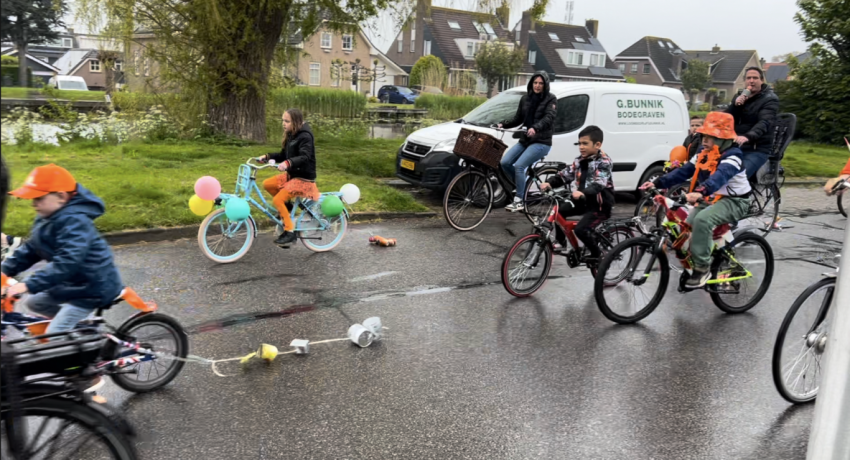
[636,165,665,198]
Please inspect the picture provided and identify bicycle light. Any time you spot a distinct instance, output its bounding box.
[348,324,374,347]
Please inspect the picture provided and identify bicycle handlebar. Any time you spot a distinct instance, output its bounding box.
[831,178,849,194]
[490,125,527,133]
[246,157,280,170]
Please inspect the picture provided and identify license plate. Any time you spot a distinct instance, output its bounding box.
[400,159,415,170]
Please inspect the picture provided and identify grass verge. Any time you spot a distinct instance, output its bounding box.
[783,141,849,177]
[1,86,107,101]
[2,137,425,235]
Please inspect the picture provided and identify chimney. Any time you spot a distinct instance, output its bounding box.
[496,3,510,30]
[417,0,432,22]
[711,44,720,54]
[585,19,599,38]
[759,57,766,67]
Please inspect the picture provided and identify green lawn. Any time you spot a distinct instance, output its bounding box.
[2,137,425,235]
[782,141,849,177]
[1,87,106,102]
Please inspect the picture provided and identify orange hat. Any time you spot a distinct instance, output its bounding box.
[669,145,689,164]
[696,112,736,140]
[10,164,77,199]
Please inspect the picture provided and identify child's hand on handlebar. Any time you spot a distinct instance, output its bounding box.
[639,181,655,190]
[527,128,536,137]
[685,192,704,204]
[572,190,584,200]
[256,156,268,163]
[278,161,288,172]
[2,282,28,298]
[540,182,551,191]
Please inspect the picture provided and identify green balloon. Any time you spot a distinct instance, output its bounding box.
[225,197,251,221]
[320,195,344,218]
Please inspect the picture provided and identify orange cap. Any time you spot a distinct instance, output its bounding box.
[696,112,737,140]
[669,145,689,164]
[9,164,77,199]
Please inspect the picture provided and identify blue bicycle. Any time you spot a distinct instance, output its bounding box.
[197,157,350,263]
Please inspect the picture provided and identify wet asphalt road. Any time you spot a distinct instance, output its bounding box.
[90,187,843,459]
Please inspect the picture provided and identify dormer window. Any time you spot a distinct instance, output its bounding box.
[548,32,560,42]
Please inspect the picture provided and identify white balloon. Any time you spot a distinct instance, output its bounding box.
[340,183,360,204]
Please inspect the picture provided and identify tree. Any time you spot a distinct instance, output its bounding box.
[624,76,637,84]
[771,52,800,63]
[706,87,718,109]
[79,0,551,142]
[774,0,850,144]
[1,0,67,88]
[474,41,524,97]
[681,59,711,105]
[330,58,387,94]
[409,55,446,89]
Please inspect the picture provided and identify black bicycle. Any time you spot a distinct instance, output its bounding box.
[442,126,564,231]
[831,178,848,218]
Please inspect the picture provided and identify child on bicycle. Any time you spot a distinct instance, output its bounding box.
[539,125,615,263]
[259,108,319,248]
[641,112,752,288]
[823,153,850,195]
[1,164,123,334]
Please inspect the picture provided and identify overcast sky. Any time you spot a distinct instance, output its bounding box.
[364,0,809,62]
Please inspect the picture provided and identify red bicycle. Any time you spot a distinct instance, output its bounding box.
[501,188,636,297]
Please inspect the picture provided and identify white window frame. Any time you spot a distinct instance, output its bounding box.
[567,51,584,66]
[548,32,560,42]
[90,60,101,72]
[574,36,585,43]
[448,21,461,30]
[482,23,495,35]
[643,63,651,74]
[474,42,481,55]
[467,41,474,57]
[618,63,626,73]
[410,27,415,53]
[516,30,521,43]
[424,40,431,55]
[321,32,332,49]
[631,63,638,74]
[114,60,123,71]
[309,62,321,85]
[397,37,403,53]
[134,51,140,76]
[144,58,150,77]
[590,54,598,66]
[528,50,536,64]
[342,34,353,51]
[62,37,73,47]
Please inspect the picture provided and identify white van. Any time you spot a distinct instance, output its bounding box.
[47,75,89,91]
[396,82,689,194]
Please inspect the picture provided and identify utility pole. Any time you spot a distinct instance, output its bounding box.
[564,1,574,25]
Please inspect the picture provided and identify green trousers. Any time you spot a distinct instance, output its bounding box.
[686,196,751,269]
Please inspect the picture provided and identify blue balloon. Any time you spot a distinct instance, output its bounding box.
[225,197,251,221]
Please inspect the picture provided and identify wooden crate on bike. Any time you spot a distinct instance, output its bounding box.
[453,128,507,169]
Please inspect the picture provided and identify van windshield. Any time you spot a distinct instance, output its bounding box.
[462,91,524,126]
[59,80,89,91]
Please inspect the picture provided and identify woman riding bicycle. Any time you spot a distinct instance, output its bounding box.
[498,71,557,212]
[260,108,320,248]
[641,111,753,288]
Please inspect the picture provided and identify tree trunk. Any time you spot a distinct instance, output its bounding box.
[206,3,286,143]
[17,42,28,88]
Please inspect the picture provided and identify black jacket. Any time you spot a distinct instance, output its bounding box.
[683,133,701,161]
[268,123,317,181]
[503,71,558,146]
[725,84,780,149]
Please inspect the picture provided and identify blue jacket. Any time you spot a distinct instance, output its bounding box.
[1,185,123,310]
[654,146,750,197]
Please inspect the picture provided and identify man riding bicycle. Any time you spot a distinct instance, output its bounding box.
[540,125,614,263]
[642,112,752,288]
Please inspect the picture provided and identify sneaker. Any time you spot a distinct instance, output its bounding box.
[1,236,23,262]
[84,375,105,393]
[505,200,524,212]
[274,231,297,247]
[686,267,710,288]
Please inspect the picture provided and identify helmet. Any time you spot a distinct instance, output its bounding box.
[669,145,689,164]
[696,112,736,140]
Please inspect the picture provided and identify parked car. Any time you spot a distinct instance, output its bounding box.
[47,75,90,91]
[377,85,419,104]
[411,85,443,95]
[715,103,730,110]
[396,82,689,193]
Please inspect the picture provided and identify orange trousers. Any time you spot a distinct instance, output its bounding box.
[263,176,296,231]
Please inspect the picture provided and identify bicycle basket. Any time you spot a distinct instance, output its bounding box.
[453,128,507,169]
[235,164,253,195]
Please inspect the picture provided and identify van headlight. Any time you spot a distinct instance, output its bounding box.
[433,138,457,153]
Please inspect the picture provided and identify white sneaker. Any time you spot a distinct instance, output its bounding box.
[505,200,524,212]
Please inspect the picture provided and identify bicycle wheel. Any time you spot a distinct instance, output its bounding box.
[772,277,835,404]
[299,201,348,252]
[198,208,255,263]
[592,224,635,286]
[501,235,553,297]
[634,194,659,230]
[594,237,669,324]
[838,193,847,218]
[709,232,774,313]
[742,183,781,234]
[443,170,493,231]
[103,313,188,393]
[1,396,137,459]
[523,167,560,225]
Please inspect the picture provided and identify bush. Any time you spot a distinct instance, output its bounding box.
[698,103,710,112]
[409,55,447,88]
[415,93,486,120]
[0,66,32,87]
[267,87,367,119]
[0,56,18,65]
[368,96,378,103]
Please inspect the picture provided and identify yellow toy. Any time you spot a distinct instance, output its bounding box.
[239,344,279,364]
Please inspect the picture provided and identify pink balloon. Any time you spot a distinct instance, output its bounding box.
[194,176,221,200]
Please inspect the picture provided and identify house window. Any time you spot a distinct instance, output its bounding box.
[309,62,320,85]
[467,41,474,57]
[342,35,353,51]
[658,40,666,48]
[474,42,481,55]
[528,50,536,64]
[410,27,415,53]
[548,32,560,42]
[643,63,651,74]
[448,21,461,30]
[574,36,585,43]
[590,54,599,66]
[631,63,638,74]
[144,58,150,77]
[483,23,495,35]
[62,38,73,48]
[332,71,340,87]
[134,51,139,76]
[397,36,403,53]
[516,30,521,43]
[114,60,123,71]
[321,32,332,48]
[618,63,625,73]
[718,89,727,101]
[554,94,590,134]
[90,60,101,72]
[567,51,584,66]
[667,41,675,48]
[424,40,431,55]
[472,21,485,34]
